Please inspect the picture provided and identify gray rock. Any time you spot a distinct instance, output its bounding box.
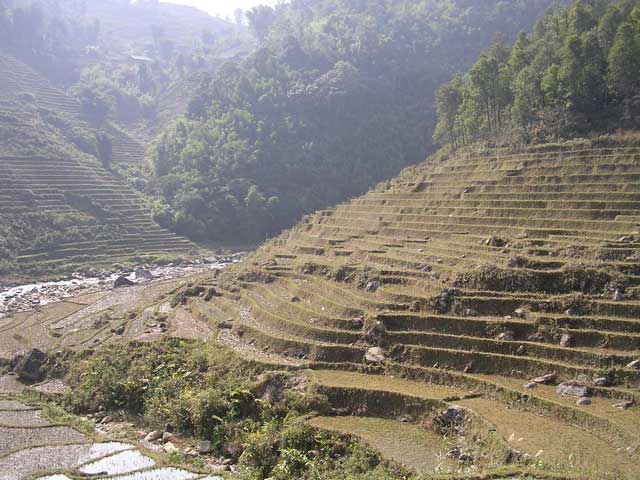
[556,381,591,398]
[198,440,214,454]
[446,447,461,458]
[361,321,387,344]
[593,377,610,387]
[134,268,154,280]
[365,347,386,364]
[559,333,574,348]
[614,400,635,410]
[533,373,557,385]
[290,296,302,303]
[144,430,163,442]
[516,345,526,356]
[626,359,640,369]
[164,442,179,454]
[365,281,381,293]
[523,382,537,389]
[613,289,625,301]
[576,397,591,406]
[162,432,176,443]
[433,405,466,431]
[113,276,134,288]
[14,348,48,382]
[495,331,515,342]
[514,308,526,318]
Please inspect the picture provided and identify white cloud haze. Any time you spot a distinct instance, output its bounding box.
[163,0,278,19]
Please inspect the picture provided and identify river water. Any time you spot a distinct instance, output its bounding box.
[0,254,245,319]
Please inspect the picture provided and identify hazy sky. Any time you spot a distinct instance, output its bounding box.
[164,0,279,19]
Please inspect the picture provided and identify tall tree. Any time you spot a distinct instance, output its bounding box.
[608,22,640,99]
[246,5,275,42]
[433,76,464,147]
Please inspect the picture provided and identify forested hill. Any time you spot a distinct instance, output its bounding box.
[434,0,640,147]
[147,0,560,244]
[1,0,247,84]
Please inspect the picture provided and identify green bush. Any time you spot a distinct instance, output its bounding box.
[61,339,404,480]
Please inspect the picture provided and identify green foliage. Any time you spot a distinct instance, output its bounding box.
[434,0,640,146]
[62,339,404,480]
[71,64,158,124]
[149,0,556,243]
[95,130,113,169]
[607,21,640,99]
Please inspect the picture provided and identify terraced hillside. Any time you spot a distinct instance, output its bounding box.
[197,138,640,477]
[0,54,146,166]
[0,54,195,281]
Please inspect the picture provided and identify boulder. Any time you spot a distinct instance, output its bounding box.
[364,281,381,293]
[495,331,514,342]
[559,333,574,348]
[433,405,466,431]
[614,400,634,410]
[164,442,179,454]
[362,320,387,344]
[144,430,163,442]
[613,289,625,301]
[556,381,591,398]
[593,377,610,387]
[446,447,461,458]
[364,347,386,364]
[484,236,506,247]
[113,276,134,288]
[516,345,526,356]
[204,288,220,301]
[431,288,458,313]
[290,296,302,303]
[523,382,537,389]
[514,308,526,318]
[162,432,176,443]
[576,397,591,406]
[626,359,640,369]
[532,373,557,385]
[507,256,527,268]
[198,440,214,454]
[112,324,125,336]
[14,348,48,382]
[134,268,154,280]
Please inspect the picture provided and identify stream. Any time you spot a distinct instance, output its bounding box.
[0,253,246,319]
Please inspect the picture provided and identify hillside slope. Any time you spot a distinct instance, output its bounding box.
[0,53,195,282]
[198,136,640,477]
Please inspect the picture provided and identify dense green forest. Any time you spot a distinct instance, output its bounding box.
[434,0,640,147]
[147,0,559,243]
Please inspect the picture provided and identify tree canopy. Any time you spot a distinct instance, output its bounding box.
[148,0,556,243]
[434,0,640,147]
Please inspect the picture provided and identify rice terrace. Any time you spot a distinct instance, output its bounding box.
[1,0,640,479]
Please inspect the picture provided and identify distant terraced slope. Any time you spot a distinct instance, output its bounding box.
[0,54,145,166]
[198,138,640,477]
[0,54,195,281]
